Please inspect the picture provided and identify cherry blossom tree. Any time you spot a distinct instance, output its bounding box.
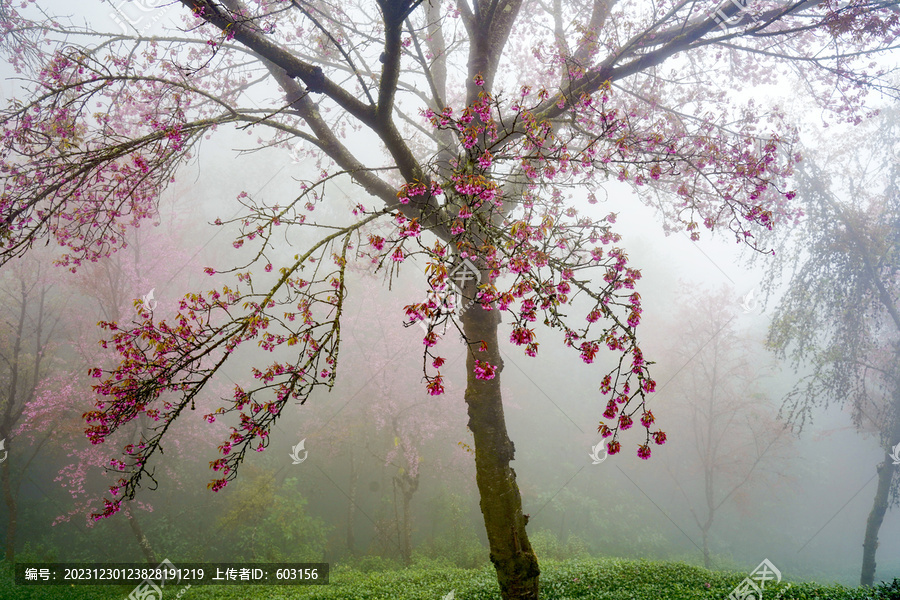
[1,1,898,597]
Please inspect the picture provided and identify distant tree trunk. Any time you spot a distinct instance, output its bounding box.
[860,412,900,586]
[347,449,359,555]
[123,418,157,565]
[700,524,712,569]
[558,511,566,545]
[462,290,540,600]
[393,470,418,566]
[702,466,715,569]
[0,280,41,565]
[1,447,17,563]
[124,503,157,565]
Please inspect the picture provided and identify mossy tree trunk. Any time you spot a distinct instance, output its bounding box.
[461,280,540,600]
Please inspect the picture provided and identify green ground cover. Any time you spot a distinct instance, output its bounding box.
[2,557,898,600]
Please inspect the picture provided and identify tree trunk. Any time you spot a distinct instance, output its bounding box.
[860,446,898,585]
[462,297,540,600]
[559,511,566,545]
[347,449,359,555]
[701,526,711,570]
[124,503,157,565]
[394,471,418,566]
[2,444,16,564]
[860,391,900,587]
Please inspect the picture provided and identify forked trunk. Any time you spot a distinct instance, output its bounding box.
[461,299,540,600]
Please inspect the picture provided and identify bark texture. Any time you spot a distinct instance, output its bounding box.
[462,287,539,600]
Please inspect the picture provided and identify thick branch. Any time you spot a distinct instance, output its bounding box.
[180,0,377,126]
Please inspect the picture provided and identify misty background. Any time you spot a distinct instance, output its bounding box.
[0,0,898,591]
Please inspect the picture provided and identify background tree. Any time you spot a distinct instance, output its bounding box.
[210,464,331,562]
[659,284,793,569]
[295,270,472,564]
[762,107,900,586]
[0,255,64,562]
[16,205,218,564]
[1,1,899,598]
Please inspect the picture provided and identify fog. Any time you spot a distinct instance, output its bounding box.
[1,1,899,596]
[1,116,895,588]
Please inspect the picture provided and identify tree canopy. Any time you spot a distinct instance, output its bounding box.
[1,0,898,597]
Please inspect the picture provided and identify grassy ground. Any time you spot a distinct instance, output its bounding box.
[2,557,898,600]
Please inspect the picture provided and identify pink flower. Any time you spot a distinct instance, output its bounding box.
[401,219,421,237]
[473,359,496,380]
[520,299,537,322]
[510,327,534,346]
[603,401,617,419]
[637,444,651,460]
[580,341,598,364]
[427,376,444,396]
[600,375,612,394]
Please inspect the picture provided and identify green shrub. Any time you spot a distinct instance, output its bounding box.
[345,554,404,573]
[529,529,592,562]
[212,474,330,563]
[419,491,488,569]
